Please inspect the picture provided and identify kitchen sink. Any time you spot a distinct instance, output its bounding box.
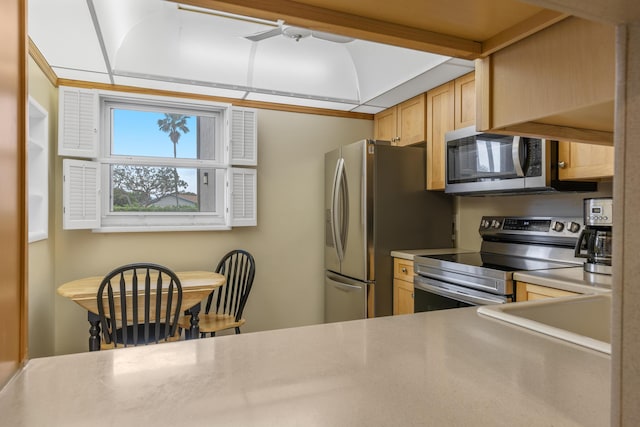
[477,294,611,354]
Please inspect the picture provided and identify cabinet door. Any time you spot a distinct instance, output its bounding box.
[426,81,455,190]
[454,72,475,129]
[475,17,614,144]
[558,141,614,180]
[393,279,415,315]
[393,258,414,282]
[516,281,579,302]
[396,94,426,146]
[374,107,397,142]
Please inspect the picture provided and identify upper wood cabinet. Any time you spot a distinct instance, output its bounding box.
[454,72,476,129]
[476,17,615,145]
[426,72,475,190]
[374,94,426,146]
[558,141,614,180]
[373,107,397,142]
[426,82,454,191]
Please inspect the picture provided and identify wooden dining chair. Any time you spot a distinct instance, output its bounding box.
[97,263,183,349]
[179,250,255,337]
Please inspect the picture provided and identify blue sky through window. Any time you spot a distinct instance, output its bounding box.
[112,109,199,192]
[113,110,198,158]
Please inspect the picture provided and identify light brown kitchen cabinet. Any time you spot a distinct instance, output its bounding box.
[454,72,476,130]
[393,258,414,315]
[426,72,475,190]
[516,281,579,302]
[475,17,615,145]
[558,141,614,180]
[426,82,454,191]
[373,107,397,142]
[374,94,426,146]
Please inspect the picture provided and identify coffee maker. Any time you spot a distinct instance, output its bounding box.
[575,197,613,275]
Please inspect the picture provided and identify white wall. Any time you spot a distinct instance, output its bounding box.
[50,104,373,355]
[27,57,57,358]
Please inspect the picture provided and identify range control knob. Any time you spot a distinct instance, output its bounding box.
[491,219,502,229]
[480,219,490,229]
[568,222,581,233]
[552,221,565,232]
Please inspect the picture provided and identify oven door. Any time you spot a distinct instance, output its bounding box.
[414,275,511,312]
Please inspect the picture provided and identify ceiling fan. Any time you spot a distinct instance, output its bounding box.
[245,22,354,43]
[177,5,353,44]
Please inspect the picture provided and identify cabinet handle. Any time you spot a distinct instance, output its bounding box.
[558,161,567,168]
[401,267,407,273]
[411,293,414,299]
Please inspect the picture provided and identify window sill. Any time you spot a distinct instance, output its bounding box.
[90,225,233,233]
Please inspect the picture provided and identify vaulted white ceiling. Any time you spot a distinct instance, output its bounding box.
[28,0,474,113]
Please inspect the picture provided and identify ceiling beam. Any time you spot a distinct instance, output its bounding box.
[179,0,483,59]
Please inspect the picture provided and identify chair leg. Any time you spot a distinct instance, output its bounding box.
[235,327,241,334]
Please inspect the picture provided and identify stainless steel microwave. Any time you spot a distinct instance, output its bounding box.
[444,126,597,195]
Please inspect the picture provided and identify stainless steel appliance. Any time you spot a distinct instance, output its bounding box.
[575,197,613,275]
[414,215,584,311]
[444,126,597,195]
[324,140,454,322]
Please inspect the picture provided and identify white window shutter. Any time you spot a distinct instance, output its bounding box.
[230,168,257,226]
[230,107,257,166]
[63,159,100,230]
[58,86,99,158]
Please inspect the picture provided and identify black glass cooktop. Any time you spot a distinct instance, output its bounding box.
[424,252,575,272]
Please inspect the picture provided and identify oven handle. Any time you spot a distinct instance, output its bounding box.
[414,265,502,293]
[414,276,507,306]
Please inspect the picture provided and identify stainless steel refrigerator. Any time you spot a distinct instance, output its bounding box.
[324,139,454,322]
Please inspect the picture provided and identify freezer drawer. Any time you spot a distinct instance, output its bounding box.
[324,272,367,323]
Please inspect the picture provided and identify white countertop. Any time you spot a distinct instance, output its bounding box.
[390,247,475,260]
[0,308,610,426]
[514,267,612,294]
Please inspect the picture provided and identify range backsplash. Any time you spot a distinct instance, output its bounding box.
[454,181,613,250]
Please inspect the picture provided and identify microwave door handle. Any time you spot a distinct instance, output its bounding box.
[512,136,525,177]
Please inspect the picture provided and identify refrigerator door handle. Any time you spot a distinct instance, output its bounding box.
[332,158,349,262]
[330,158,341,260]
[332,281,362,292]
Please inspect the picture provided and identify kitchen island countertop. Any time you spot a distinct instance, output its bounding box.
[0,306,609,426]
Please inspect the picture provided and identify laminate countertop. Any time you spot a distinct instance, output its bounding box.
[390,247,475,260]
[514,267,612,294]
[0,307,610,426]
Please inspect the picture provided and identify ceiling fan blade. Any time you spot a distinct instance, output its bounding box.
[245,27,282,42]
[312,31,354,43]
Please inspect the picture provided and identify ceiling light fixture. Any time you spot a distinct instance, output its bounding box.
[282,27,311,42]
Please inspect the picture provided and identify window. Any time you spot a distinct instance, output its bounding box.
[59,86,257,232]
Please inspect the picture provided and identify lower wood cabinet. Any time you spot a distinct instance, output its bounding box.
[516,281,579,302]
[393,258,415,315]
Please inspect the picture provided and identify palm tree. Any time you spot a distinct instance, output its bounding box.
[157,113,190,207]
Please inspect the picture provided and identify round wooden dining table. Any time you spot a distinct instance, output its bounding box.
[57,271,225,351]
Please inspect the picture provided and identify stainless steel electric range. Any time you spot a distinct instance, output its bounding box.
[413,216,584,312]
